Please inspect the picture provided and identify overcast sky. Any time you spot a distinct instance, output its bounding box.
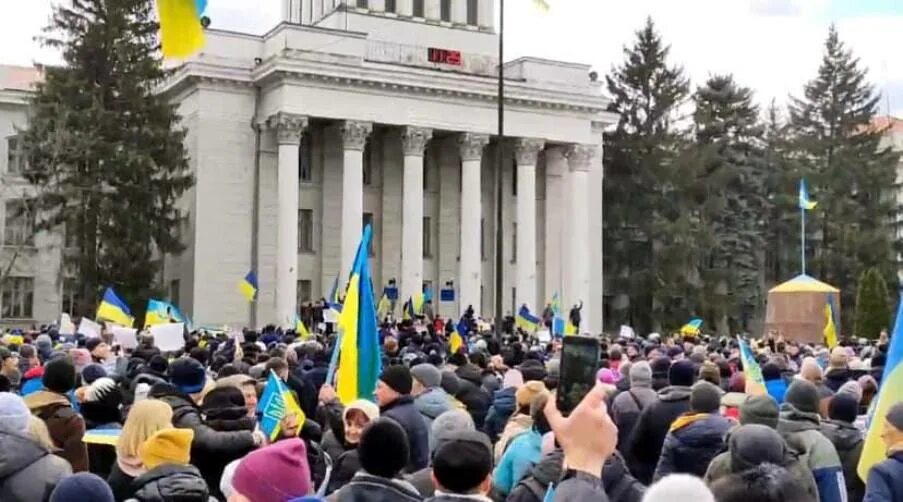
[2,0,902,115]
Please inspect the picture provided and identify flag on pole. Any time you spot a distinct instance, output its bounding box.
[516,305,541,332]
[377,293,391,320]
[239,272,258,302]
[680,318,703,336]
[799,179,817,210]
[155,0,206,59]
[858,291,903,480]
[145,299,171,328]
[257,370,306,441]
[823,295,839,349]
[737,336,766,396]
[295,315,311,340]
[550,292,561,316]
[564,320,577,336]
[334,225,381,405]
[449,319,467,354]
[96,288,134,327]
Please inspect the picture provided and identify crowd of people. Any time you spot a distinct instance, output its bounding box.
[0,314,902,502]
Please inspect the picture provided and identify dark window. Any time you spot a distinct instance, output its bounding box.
[299,209,314,252]
[363,212,375,256]
[3,199,34,246]
[440,0,451,21]
[466,0,478,24]
[169,280,180,307]
[297,280,312,312]
[6,136,22,174]
[0,277,34,319]
[511,222,517,263]
[385,0,396,12]
[64,221,79,249]
[423,217,433,257]
[61,277,78,316]
[512,159,518,196]
[413,0,424,17]
[363,140,373,186]
[357,0,368,8]
[511,287,517,316]
[299,131,312,182]
[481,217,486,261]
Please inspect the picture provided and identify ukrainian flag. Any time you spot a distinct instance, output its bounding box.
[799,179,817,210]
[257,370,305,441]
[737,336,766,396]
[564,320,577,336]
[145,299,171,328]
[295,315,311,340]
[550,292,561,316]
[239,271,258,302]
[449,319,467,354]
[156,0,205,59]
[516,305,541,332]
[680,318,703,336]
[824,294,839,349]
[328,275,344,314]
[377,293,391,320]
[96,288,134,327]
[858,290,903,480]
[402,293,424,320]
[335,225,381,405]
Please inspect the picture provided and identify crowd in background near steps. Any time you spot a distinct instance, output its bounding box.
[0,312,902,502]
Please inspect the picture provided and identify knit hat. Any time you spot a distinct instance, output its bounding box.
[49,473,115,502]
[43,357,77,393]
[519,359,547,382]
[699,361,721,385]
[502,369,524,389]
[432,409,476,448]
[828,394,859,424]
[888,401,903,430]
[85,377,121,404]
[232,438,312,502]
[411,363,442,389]
[81,363,107,385]
[728,424,786,473]
[739,394,780,429]
[358,418,409,478]
[36,334,53,349]
[432,430,493,494]
[837,380,863,403]
[642,474,715,502]
[651,356,672,376]
[380,365,413,395]
[669,360,696,387]
[761,363,781,381]
[596,368,617,384]
[690,381,722,413]
[785,379,820,414]
[138,428,194,469]
[0,347,13,362]
[168,357,207,394]
[515,380,549,408]
[201,386,249,422]
[440,371,460,395]
[0,392,30,434]
[630,361,653,388]
[343,399,380,423]
[149,355,169,374]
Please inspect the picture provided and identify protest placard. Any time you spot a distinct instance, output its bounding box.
[112,326,139,350]
[59,313,76,335]
[619,325,636,339]
[149,323,185,352]
[77,318,102,339]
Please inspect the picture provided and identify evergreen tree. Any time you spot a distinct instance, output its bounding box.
[21,0,193,315]
[789,25,900,330]
[761,102,800,284]
[603,17,692,333]
[855,267,890,339]
[691,75,767,333]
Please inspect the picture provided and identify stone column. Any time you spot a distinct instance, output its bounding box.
[514,138,543,312]
[398,0,413,16]
[267,113,308,328]
[566,144,595,333]
[478,0,494,29]
[401,126,432,303]
[340,120,372,280]
[371,0,385,11]
[543,147,567,306]
[451,0,467,23]
[458,133,489,315]
[425,0,441,20]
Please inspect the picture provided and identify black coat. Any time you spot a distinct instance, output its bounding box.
[454,365,491,429]
[652,413,732,481]
[507,449,643,502]
[128,464,211,502]
[108,461,136,502]
[626,385,692,485]
[381,395,430,473]
[821,418,865,502]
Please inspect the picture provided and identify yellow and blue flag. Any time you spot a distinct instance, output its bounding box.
[377,293,391,320]
[824,295,838,349]
[799,179,817,210]
[449,319,468,354]
[328,275,344,314]
[550,292,561,317]
[145,299,171,328]
[257,370,306,441]
[680,318,703,336]
[858,291,903,480]
[333,225,381,405]
[295,315,311,340]
[403,293,425,321]
[516,305,541,332]
[156,0,206,59]
[564,319,577,336]
[96,287,134,327]
[737,336,766,396]
[83,428,122,446]
[239,271,258,302]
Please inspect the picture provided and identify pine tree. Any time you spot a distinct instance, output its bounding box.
[603,17,691,333]
[855,267,890,339]
[691,74,767,333]
[789,25,900,330]
[761,102,800,284]
[21,0,194,315]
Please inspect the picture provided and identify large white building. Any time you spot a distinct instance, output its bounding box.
[1,0,612,331]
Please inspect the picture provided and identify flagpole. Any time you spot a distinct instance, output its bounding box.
[801,205,806,276]
[493,0,505,336]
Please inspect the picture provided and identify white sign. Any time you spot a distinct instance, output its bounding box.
[323,309,339,324]
[59,313,76,335]
[111,327,139,350]
[619,325,636,339]
[228,330,245,344]
[149,323,185,352]
[537,329,552,343]
[77,318,102,339]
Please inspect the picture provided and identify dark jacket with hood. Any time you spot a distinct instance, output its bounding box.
[507,450,643,502]
[778,404,846,502]
[126,464,212,502]
[626,385,692,485]
[864,451,903,502]
[0,428,72,502]
[23,389,88,473]
[484,386,517,443]
[653,412,733,480]
[380,394,430,473]
[454,364,491,429]
[328,472,422,502]
[824,368,852,392]
[199,396,256,501]
[821,418,865,502]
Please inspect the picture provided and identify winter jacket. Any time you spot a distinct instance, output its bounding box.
[508,450,643,502]
[653,412,732,481]
[610,386,657,451]
[380,394,430,473]
[777,404,846,502]
[824,368,852,392]
[148,383,256,482]
[24,389,89,473]
[327,472,422,502]
[198,401,256,501]
[483,387,517,443]
[821,418,865,502]
[414,387,454,450]
[0,429,72,502]
[328,448,362,496]
[86,423,120,479]
[864,451,903,502]
[132,344,161,363]
[625,385,691,485]
[493,429,542,496]
[108,459,142,502]
[765,378,788,405]
[494,414,533,463]
[322,428,348,466]
[127,464,212,502]
[553,471,611,502]
[455,365,491,429]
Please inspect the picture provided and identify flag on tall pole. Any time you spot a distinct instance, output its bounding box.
[96,288,134,327]
[798,179,816,275]
[737,337,766,396]
[239,272,258,302]
[516,305,541,332]
[155,0,206,59]
[823,294,839,349]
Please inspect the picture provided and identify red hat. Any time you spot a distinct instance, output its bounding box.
[232,438,311,502]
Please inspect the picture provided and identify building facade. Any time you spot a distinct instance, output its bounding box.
[1,0,612,331]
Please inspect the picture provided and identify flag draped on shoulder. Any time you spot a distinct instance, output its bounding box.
[516,305,540,332]
[823,294,838,349]
[334,225,381,405]
[239,271,258,302]
[257,370,305,441]
[97,287,134,327]
[858,291,903,480]
[737,336,766,396]
[155,0,206,59]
